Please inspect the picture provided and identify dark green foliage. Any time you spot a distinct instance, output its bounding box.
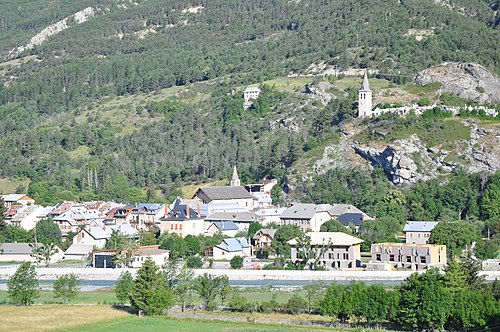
[7,262,39,305]
[139,228,158,246]
[186,256,203,269]
[53,273,80,304]
[271,225,302,258]
[130,258,174,316]
[319,220,352,234]
[229,255,243,269]
[115,271,133,305]
[285,293,307,314]
[228,294,253,312]
[173,266,195,312]
[397,269,452,331]
[33,218,61,246]
[429,221,481,256]
[247,222,263,238]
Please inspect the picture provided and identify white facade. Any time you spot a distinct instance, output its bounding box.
[10,205,45,230]
[358,71,372,118]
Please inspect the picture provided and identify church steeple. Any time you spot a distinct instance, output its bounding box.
[358,70,373,118]
[230,165,240,187]
[361,70,371,91]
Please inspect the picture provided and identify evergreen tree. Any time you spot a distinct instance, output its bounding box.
[130,258,174,316]
[115,271,133,305]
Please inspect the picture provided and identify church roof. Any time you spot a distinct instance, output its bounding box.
[360,71,371,91]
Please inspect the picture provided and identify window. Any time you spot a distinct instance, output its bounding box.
[418,233,421,238]
[406,256,412,263]
[389,255,395,262]
[376,254,381,261]
[343,253,349,260]
[420,256,427,264]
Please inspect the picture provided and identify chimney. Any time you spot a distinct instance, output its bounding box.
[197,201,201,218]
[102,226,106,231]
[164,204,168,217]
[186,205,190,219]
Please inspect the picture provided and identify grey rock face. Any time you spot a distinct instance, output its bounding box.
[414,63,500,104]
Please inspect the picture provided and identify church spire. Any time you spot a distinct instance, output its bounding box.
[230,165,240,187]
[361,70,371,91]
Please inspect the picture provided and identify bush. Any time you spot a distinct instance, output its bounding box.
[228,294,254,312]
[230,256,244,269]
[286,293,307,314]
[186,256,203,268]
[115,271,133,305]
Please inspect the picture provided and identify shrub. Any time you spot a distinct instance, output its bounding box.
[230,256,244,269]
[186,256,203,268]
[53,273,80,304]
[7,262,38,305]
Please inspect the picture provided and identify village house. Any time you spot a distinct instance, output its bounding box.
[288,232,364,269]
[8,205,45,230]
[158,198,204,237]
[482,259,500,271]
[48,201,79,218]
[251,192,273,208]
[204,211,257,232]
[206,221,240,237]
[72,224,138,249]
[205,237,252,260]
[113,203,164,229]
[279,203,333,232]
[130,245,170,268]
[370,243,447,270]
[243,86,261,108]
[0,242,64,264]
[53,206,101,237]
[1,194,35,208]
[64,243,94,261]
[403,221,439,244]
[255,207,287,225]
[252,228,277,252]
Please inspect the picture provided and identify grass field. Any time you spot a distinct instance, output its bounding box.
[0,289,118,305]
[179,179,227,198]
[0,305,129,332]
[0,178,30,194]
[68,315,337,332]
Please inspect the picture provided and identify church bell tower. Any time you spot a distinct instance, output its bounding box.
[358,71,372,118]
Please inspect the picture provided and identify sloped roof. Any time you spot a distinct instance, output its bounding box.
[360,71,371,91]
[54,206,101,225]
[255,207,286,217]
[205,211,256,223]
[50,201,78,215]
[65,243,93,256]
[85,224,138,240]
[195,186,253,201]
[0,243,42,255]
[338,213,364,226]
[163,197,200,221]
[280,204,317,219]
[288,232,364,246]
[244,87,261,93]
[403,221,439,233]
[329,204,362,216]
[10,205,43,223]
[215,237,251,252]
[1,194,32,202]
[209,221,239,231]
[252,228,277,240]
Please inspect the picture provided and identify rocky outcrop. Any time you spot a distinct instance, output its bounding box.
[305,81,336,105]
[9,7,96,58]
[414,63,500,104]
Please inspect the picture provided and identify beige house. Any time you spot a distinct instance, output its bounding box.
[288,232,363,269]
[371,243,447,270]
[53,206,101,237]
[280,204,332,232]
[158,198,204,237]
[252,229,277,251]
[1,194,35,208]
[205,237,252,260]
[130,246,170,268]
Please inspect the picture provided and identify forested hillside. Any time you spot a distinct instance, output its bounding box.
[0,0,499,204]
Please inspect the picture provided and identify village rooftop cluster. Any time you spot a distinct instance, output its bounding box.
[3,165,485,272]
